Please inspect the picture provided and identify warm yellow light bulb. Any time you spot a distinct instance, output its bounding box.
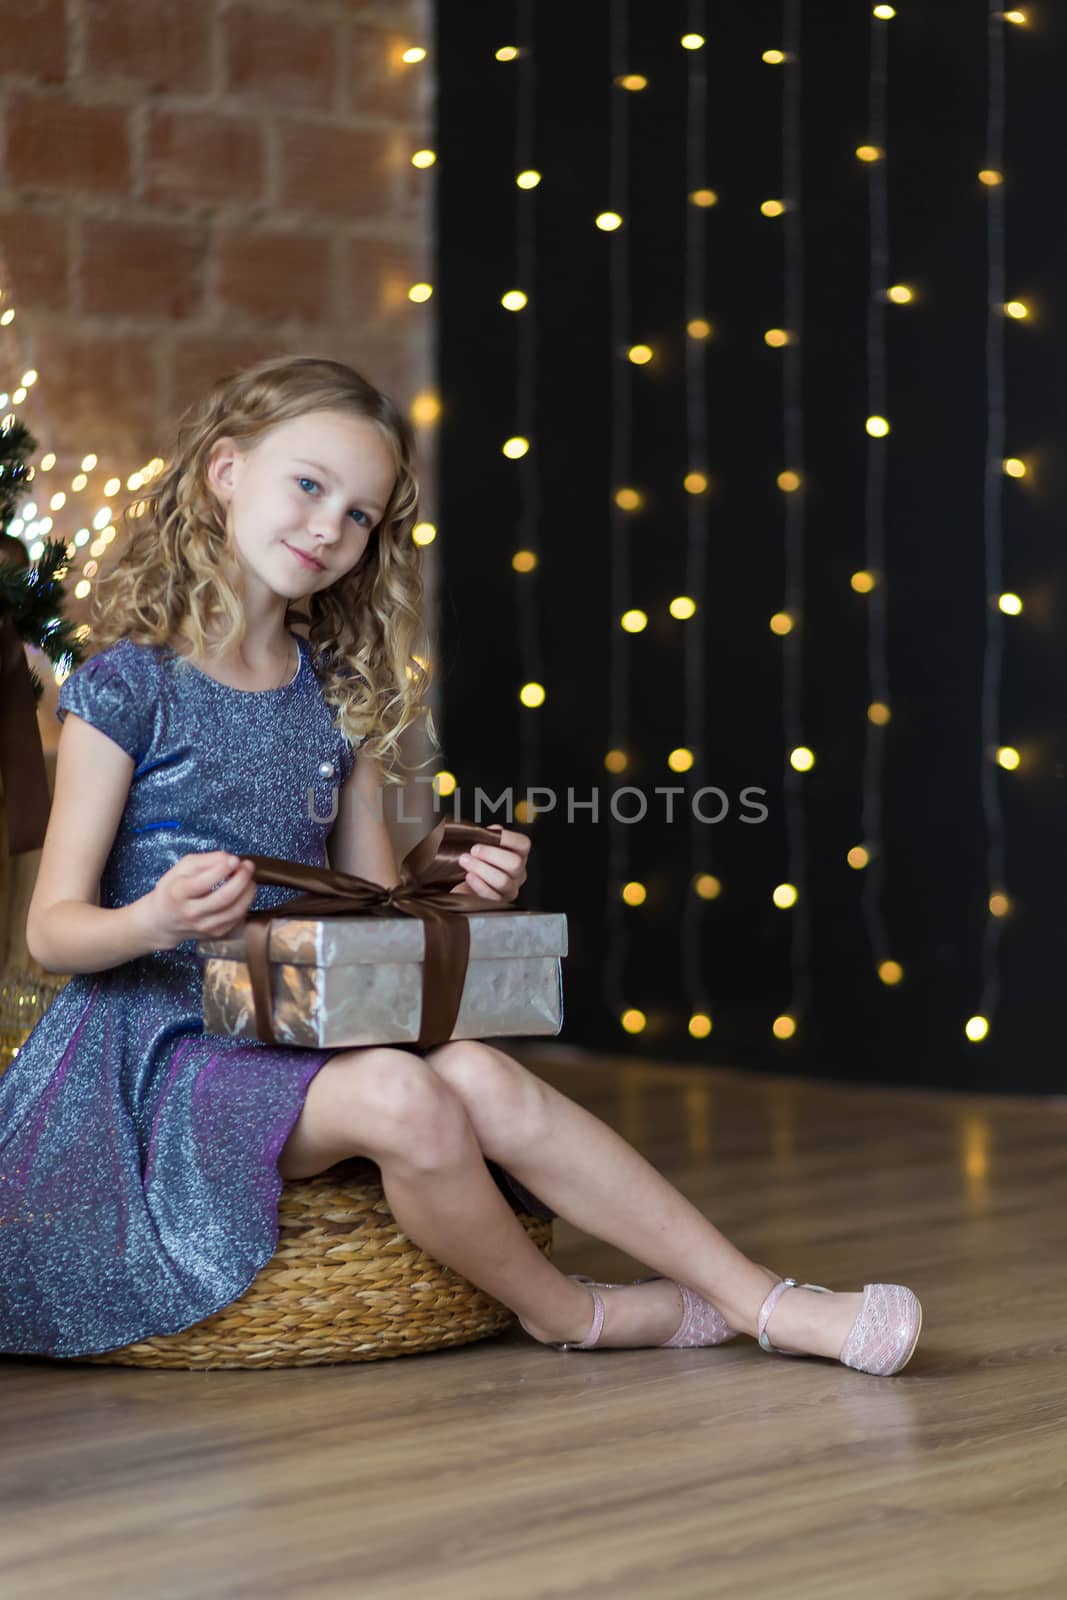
[1002,458,1026,478]
[669,596,697,620]
[49,492,66,511]
[998,592,1023,615]
[71,473,87,491]
[621,1008,647,1034]
[410,149,436,168]
[620,609,648,633]
[684,471,708,495]
[495,46,519,62]
[886,284,913,304]
[596,211,623,231]
[790,746,815,772]
[694,873,721,900]
[503,436,530,459]
[512,549,538,573]
[965,1015,989,1043]
[989,892,1011,917]
[407,282,433,304]
[81,454,98,471]
[769,611,794,636]
[516,170,541,190]
[668,748,694,773]
[764,328,791,347]
[401,46,427,63]
[1001,10,1028,24]
[687,318,713,339]
[688,1013,713,1039]
[978,169,1004,186]
[681,33,705,50]
[762,49,787,64]
[604,749,628,774]
[856,145,885,163]
[777,470,801,492]
[866,415,890,437]
[433,770,457,797]
[74,579,92,600]
[519,681,545,708]
[628,343,653,364]
[616,73,648,91]
[995,745,1020,770]
[847,845,870,870]
[761,199,786,217]
[501,289,528,311]
[773,883,798,909]
[410,389,441,426]
[614,487,643,511]
[851,570,877,593]
[773,1014,797,1039]
[621,881,647,906]
[868,701,891,726]
[873,5,896,16]
[878,960,904,986]
[689,188,718,208]
[411,521,436,546]
[1003,300,1030,320]
[104,477,120,496]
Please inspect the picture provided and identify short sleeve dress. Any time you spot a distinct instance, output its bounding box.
[0,634,550,1359]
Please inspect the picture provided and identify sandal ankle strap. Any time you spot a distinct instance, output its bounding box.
[756,1278,832,1353]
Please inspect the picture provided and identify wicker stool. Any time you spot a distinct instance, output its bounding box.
[86,1158,553,1370]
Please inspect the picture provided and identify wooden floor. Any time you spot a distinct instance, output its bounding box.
[3,1052,1066,1600]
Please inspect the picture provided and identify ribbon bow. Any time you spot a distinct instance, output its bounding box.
[0,595,50,857]
[241,818,512,1049]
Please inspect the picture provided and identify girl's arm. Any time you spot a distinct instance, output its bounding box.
[327,746,402,887]
[26,715,255,973]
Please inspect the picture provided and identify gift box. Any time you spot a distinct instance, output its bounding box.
[198,908,568,1048]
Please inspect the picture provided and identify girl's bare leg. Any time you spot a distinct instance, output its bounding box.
[422,1042,865,1356]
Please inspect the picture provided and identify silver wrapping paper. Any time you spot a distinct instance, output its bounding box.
[198,910,568,1047]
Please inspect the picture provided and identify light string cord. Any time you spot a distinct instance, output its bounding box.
[780,0,811,1024]
[513,0,544,901]
[602,0,634,1024]
[681,0,712,1019]
[978,6,1007,1024]
[860,8,892,969]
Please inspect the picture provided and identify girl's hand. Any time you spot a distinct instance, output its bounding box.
[140,851,259,948]
[450,826,530,903]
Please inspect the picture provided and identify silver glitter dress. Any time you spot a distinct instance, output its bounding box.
[0,635,548,1359]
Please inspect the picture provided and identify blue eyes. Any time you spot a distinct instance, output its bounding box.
[297,477,370,527]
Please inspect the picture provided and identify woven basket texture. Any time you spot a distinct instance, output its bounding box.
[84,1158,553,1370]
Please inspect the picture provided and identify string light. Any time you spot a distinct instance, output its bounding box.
[502,436,529,458]
[604,749,628,774]
[789,746,815,771]
[764,328,791,347]
[762,50,787,65]
[777,469,801,492]
[855,145,885,162]
[693,874,721,900]
[965,1015,990,1043]
[1003,299,1029,319]
[689,189,718,208]
[873,5,896,17]
[997,592,1022,614]
[627,343,653,364]
[1002,457,1026,477]
[847,846,870,870]
[512,549,537,572]
[401,46,427,64]
[773,884,798,909]
[683,471,708,494]
[688,1013,713,1038]
[410,149,436,168]
[501,289,528,311]
[515,169,541,189]
[989,892,1011,917]
[680,34,705,50]
[433,770,457,798]
[495,46,519,62]
[995,745,1020,770]
[761,199,786,217]
[851,569,877,592]
[865,414,890,437]
[411,521,436,546]
[668,748,694,773]
[621,881,647,906]
[407,282,433,303]
[772,1014,797,1039]
[596,210,623,231]
[886,284,914,303]
[616,74,648,91]
[978,168,1004,186]
[769,611,794,635]
[518,681,545,708]
[621,1009,647,1034]
[999,10,1028,23]
[687,318,713,339]
[620,608,647,632]
[614,486,642,510]
[669,595,697,619]
[867,701,891,725]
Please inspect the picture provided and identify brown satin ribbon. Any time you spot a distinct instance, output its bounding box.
[240,818,512,1049]
[0,596,51,856]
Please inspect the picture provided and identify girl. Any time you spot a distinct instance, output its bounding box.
[1,356,921,1373]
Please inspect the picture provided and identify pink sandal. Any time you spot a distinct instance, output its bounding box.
[520,1273,738,1351]
[756,1277,923,1376]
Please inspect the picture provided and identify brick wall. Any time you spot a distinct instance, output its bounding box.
[0,0,435,604]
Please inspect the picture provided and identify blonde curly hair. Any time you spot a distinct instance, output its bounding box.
[90,355,436,781]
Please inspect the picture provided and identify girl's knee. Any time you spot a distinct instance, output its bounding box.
[331,1046,471,1168]
[425,1041,547,1149]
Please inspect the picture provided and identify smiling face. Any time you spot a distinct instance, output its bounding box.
[207,409,398,600]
